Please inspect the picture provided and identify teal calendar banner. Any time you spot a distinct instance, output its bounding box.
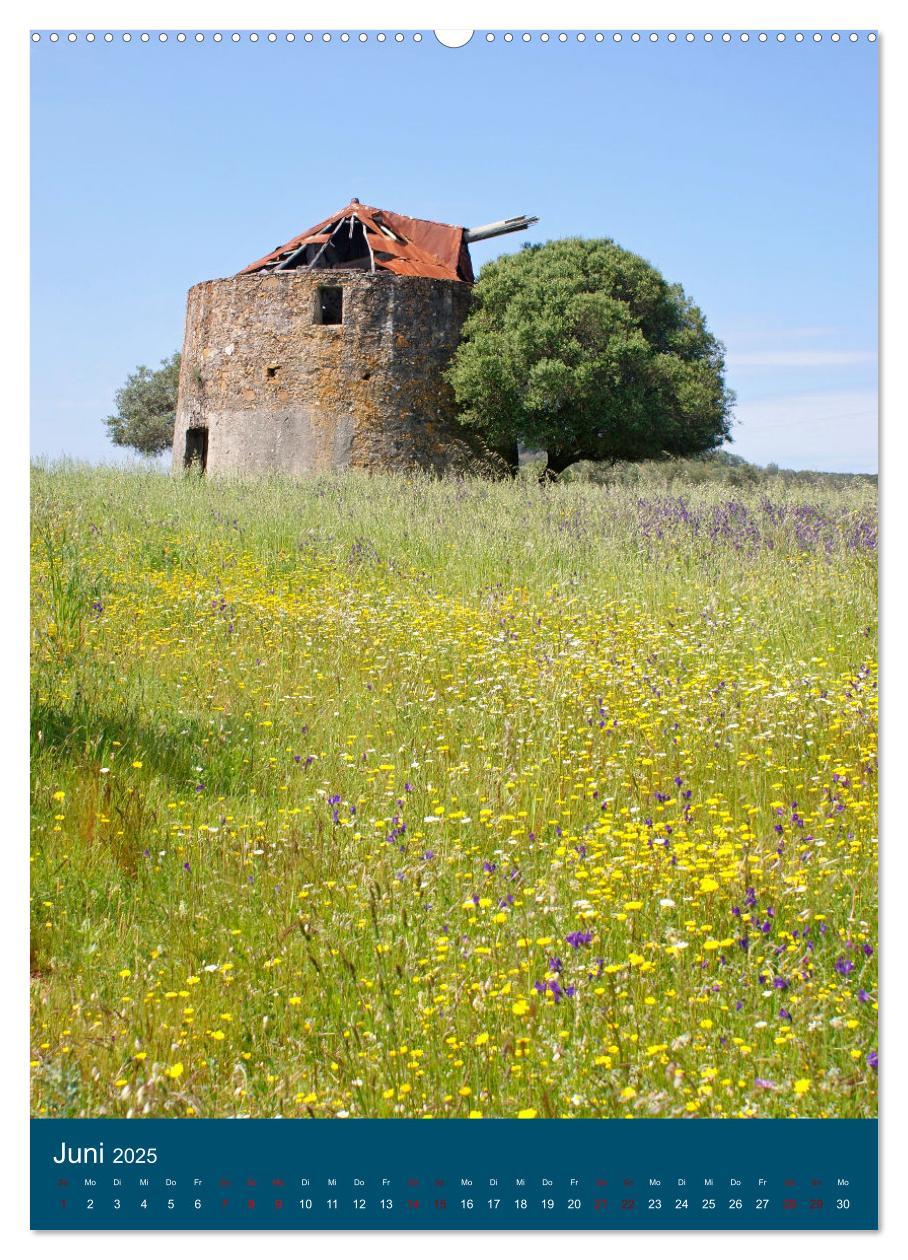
[31,1119,877,1230]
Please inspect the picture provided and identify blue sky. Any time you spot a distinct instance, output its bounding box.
[30,32,878,471]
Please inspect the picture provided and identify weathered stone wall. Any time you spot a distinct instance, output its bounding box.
[172,270,500,477]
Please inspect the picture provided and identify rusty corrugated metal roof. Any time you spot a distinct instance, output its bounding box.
[238,200,474,283]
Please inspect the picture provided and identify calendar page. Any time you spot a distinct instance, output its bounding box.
[29,20,878,1234]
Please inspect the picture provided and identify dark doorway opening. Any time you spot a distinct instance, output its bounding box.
[184,426,209,471]
[316,286,343,325]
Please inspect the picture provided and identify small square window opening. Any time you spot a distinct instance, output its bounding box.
[316,286,343,325]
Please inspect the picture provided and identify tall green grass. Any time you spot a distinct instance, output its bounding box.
[31,464,877,1119]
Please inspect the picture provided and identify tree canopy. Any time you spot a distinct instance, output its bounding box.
[446,238,734,472]
[104,353,181,456]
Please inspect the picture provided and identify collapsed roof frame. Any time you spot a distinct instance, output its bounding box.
[239,201,538,283]
[275,212,374,273]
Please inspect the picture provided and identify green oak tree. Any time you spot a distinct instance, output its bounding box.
[447,239,734,474]
[104,353,181,456]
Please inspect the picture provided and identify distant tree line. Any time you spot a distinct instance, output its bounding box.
[558,450,877,490]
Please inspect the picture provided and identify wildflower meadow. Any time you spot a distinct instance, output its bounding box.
[31,463,877,1120]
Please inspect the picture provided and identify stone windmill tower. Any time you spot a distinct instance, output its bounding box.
[171,200,537,476]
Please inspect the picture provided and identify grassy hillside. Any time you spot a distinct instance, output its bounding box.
[30,464,877,1118]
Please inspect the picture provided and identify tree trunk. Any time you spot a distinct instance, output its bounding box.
[544,449,583,475]
[494,441,521,475]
